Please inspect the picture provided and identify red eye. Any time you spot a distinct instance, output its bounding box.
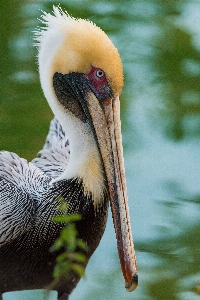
[86,66,112,100]
[96,69,104,78]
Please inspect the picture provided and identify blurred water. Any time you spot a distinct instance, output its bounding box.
[2,1,200,299]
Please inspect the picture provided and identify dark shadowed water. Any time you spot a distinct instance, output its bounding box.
[1,1,200,299]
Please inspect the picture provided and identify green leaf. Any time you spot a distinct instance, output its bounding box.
[50,238,63,252]
[77,239,89,251]
[50,210,88,282]
[72,263,86,277]
[63,213,82,222]
[53,261,71,279]
[67,252,86,263]
[52,213,82,224]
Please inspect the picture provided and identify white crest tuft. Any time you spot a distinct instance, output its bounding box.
[34,5,76,48]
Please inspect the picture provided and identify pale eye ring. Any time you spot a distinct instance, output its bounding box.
[96,69,104,78]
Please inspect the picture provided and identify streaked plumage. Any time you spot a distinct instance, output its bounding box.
[33,118,70,179]
[0,147,107,298]
[0,6,137,299]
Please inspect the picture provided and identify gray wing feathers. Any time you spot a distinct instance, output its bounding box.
[43,117,67,150]
[32,118,70,179]
[0,151,50,246]
[0,151,50,201]
[0,118,67,245]
[0,178,35,246]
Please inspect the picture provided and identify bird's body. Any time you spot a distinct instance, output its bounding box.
[0,118,108,298]
[0,6,137,299]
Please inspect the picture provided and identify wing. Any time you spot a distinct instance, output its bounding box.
[0,151,50,246]
[0,178,35,246]
[43,117,67,150]
[32,118,70,179]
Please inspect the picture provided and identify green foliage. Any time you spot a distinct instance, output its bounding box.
[50,199,88,285]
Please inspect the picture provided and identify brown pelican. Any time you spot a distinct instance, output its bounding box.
[0,6,137,299]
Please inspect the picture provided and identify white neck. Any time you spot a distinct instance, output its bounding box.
[51,105,106,207]
[39,53,105,207]
[37,21,106,207]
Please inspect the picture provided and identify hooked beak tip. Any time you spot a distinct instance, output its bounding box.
[125,273,138,292]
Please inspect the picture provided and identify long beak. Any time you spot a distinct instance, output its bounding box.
[85,91,138,292]
[53,72,138,290]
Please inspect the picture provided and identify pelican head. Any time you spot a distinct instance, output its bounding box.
[35,6,137,292]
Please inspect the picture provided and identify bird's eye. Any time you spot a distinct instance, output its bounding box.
[96,69,104,78]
